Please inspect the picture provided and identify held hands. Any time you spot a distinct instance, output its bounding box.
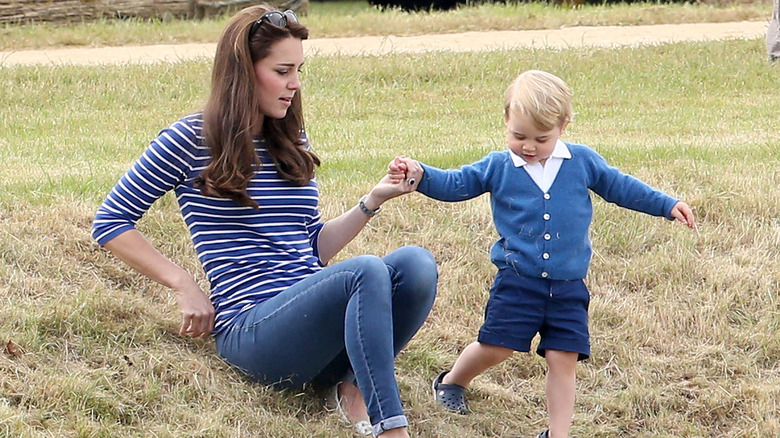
[174,280,215,338]
[670,201,696,229]
[389,156,423,187]
[366,156,423,207]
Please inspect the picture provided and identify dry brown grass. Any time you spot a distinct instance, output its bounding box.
[1,36,778,437]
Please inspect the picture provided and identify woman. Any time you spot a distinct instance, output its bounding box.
[91,6,437,437]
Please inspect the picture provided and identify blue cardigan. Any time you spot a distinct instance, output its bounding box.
[417,143,678,280]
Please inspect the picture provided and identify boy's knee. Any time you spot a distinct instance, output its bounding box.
[476,342,514,362]
[544,350,579,372]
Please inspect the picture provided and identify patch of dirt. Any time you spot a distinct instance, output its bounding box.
[0,20,766,66]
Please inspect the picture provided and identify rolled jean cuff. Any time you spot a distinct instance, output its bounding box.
[373,415,408,436]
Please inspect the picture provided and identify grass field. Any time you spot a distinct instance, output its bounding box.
[1,2,779,437]
[0,0,773,50]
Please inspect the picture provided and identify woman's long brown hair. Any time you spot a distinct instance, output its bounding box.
[198,5,320,209]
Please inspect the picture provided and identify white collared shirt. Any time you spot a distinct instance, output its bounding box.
[508,140,572,193]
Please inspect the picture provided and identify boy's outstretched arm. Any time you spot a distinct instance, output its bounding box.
[391,154,489,201]
[670,201,696,229]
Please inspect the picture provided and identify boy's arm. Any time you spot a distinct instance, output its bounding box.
[394,155,492,202]
[585,148,689,221]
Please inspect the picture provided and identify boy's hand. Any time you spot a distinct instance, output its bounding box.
[389,156,423,188]
[387,157,409,184]
[370,156,422,203]
[670,201,696,229]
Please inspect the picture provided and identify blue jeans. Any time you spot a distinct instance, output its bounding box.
[215,246,437,436]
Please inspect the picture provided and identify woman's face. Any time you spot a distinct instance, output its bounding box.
[253,36,304,120]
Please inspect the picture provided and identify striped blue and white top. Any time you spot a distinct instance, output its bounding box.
[92,113,325,334]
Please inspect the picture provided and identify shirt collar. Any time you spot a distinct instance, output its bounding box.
[509,140,571,167]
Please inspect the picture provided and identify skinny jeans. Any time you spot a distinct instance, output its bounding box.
[215,245,438,436]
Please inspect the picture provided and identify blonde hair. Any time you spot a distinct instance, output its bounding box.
[504,70,573,131]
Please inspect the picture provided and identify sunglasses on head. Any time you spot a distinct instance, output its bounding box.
[249,10,299,38]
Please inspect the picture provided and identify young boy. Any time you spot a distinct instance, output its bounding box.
[392,70,696,438]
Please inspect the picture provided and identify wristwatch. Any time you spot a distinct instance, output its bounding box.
[358,195,382,218]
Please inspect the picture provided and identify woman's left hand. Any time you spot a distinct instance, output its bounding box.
[369,156,420,204]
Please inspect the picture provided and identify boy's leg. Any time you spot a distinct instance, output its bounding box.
[443,341,514,387]
[448,268,543,387]
[433,341,513,414]
[544,350,578,438]
[434,268,541,413]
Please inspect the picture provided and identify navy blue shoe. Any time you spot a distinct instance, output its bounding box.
[431,370,469,414]
[536,431,550,438]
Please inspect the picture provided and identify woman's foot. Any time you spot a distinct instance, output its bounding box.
[332,381,372,435]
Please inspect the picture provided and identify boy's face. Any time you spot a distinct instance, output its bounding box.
[505,110,567,165]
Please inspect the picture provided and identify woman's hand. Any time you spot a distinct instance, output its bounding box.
[174,280,215,338]
[367,156,424,204]
[316,156,425,263]
[103,230,216,339]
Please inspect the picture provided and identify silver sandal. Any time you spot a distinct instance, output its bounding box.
[330,382,373,436]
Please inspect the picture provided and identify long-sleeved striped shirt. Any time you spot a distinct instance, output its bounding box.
[92,114,324,334]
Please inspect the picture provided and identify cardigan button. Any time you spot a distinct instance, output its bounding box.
[544,233,551,240]
[543,213,551,220]
[543,253,550,259]
[541,271,549,278]
[544,193,551,200]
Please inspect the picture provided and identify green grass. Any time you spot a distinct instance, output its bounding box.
[0,0,773,50]
[1,31,779,438]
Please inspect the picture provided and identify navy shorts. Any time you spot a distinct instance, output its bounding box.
[478,268,590,361]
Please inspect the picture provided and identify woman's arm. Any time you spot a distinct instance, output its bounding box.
[103,229,215,338]
[93,118,213,337]
[316,194,377,265]
[316,165,412,265]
